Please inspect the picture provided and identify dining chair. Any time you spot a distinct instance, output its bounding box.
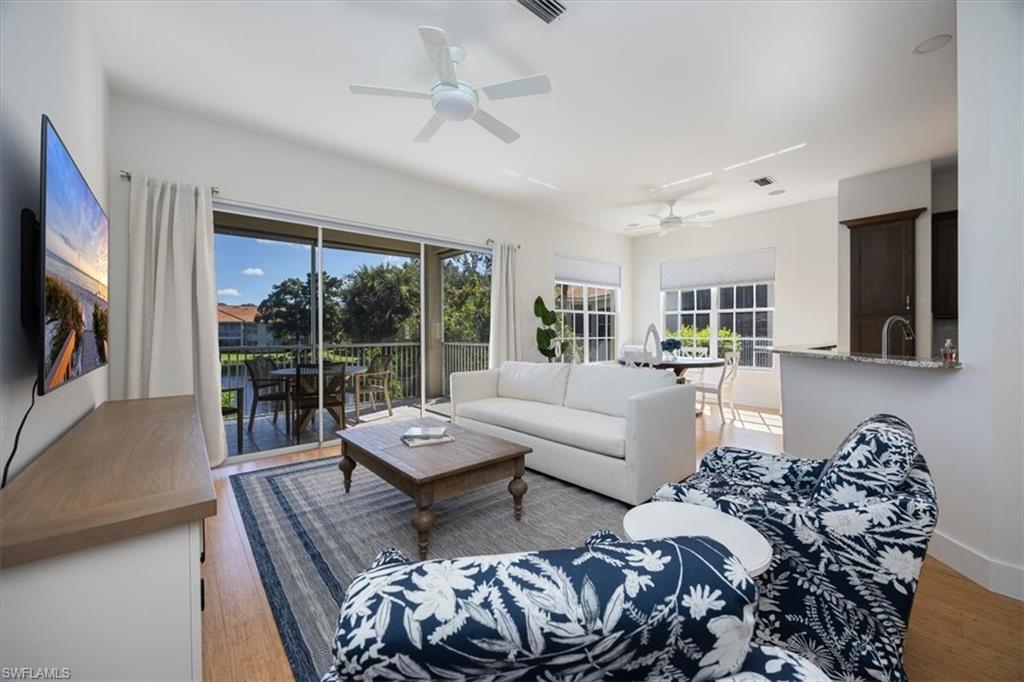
[220,386,243,455]
[347,354,393,424]
[676,346,710,385]
[244,357,287,434]
[291,363,320,441]
[323,363,348,431]
[692,351,740,421]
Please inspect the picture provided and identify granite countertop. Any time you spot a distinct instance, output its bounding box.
[771,345,962,370]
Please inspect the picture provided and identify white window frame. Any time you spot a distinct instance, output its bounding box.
[553,280,619,364]
[661,281,775,370]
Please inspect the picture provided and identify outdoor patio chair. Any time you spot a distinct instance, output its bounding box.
[244,357,288,433]
[346,353,393,424]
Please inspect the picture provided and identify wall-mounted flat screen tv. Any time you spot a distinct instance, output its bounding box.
[38,115,109,394]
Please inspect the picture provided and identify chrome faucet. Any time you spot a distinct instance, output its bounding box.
[882,315,915,358]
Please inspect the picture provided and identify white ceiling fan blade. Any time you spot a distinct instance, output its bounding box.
[479,74,552,101]
[647,212,665,219]
[471,108,520,143]
[625,223,660,232]
[419,26,458,85]
[679,209,716,222]
[349,84,431,99]
[412,114,445,143]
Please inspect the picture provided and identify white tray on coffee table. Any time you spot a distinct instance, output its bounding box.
[623,501,773,576]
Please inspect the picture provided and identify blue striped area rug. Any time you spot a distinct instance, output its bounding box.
[230,456,629,681]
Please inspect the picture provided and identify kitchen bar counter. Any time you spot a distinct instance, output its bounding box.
[772,345,962,370]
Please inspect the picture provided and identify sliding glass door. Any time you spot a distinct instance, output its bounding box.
[213,210,491,460]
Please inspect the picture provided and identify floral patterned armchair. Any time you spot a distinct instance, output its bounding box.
[322,533,827,681]
[653,414,938,681]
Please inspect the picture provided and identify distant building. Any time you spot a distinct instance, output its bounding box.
[217,304,276,347]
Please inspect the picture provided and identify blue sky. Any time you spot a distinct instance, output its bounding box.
[214,233,412,304]
[45,119,108,287]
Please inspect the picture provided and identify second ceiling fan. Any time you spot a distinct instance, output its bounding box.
[626,200,716,236]
[349,26,552,144]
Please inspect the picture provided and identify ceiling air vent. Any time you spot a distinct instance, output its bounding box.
[517,0,567,24]
[751,175,776,187]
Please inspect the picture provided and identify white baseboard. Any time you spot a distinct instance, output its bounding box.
[930,530,1024,600]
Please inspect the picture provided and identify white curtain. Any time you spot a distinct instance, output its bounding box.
[489,243,520,367]
[124,176,226,466]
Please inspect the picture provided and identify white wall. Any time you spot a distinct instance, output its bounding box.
[837,161,934,356]
[931,161,958,213]
[105,97,632,398]
[0,2,109,481]
[631,198,839,409]
[782,0,1023,599]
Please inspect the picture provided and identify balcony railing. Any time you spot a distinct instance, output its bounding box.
[219,342,421,417]
[441,342,489,396]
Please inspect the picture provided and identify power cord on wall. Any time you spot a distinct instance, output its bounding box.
[1,378,40,489]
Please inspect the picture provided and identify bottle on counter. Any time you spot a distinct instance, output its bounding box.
[941,338,958,362]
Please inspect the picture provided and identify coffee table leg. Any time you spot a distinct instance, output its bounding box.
[509,458,527,521]
[339,446,356,493]
[412,507,435,561]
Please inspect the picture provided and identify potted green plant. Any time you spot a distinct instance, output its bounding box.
[534,296,570,362]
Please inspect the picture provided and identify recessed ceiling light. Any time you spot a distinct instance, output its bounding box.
[914,34,953,55]
[660,171,713,189]
[768,189,786,196]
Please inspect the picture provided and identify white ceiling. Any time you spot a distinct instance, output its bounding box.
[83,0,957,234]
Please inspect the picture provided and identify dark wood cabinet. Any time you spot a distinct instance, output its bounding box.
[842,208,925,356]
[932,210,958,319]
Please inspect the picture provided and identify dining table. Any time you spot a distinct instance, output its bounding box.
[618,356,725,416]
[270,363,368,440]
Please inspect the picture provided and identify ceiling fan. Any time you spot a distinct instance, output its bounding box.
[348,26,552,144]
[625,201,715,236]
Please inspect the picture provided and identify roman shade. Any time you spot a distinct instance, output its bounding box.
[554,254,621,288]
[660,248,775,290]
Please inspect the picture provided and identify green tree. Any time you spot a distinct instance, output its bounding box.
[256,272,346,344]
[338,262,420,342]
[442,252,491,342]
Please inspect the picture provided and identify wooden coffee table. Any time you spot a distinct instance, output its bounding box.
[337,418,532,560]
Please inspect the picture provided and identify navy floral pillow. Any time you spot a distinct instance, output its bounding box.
[323,536,758,681]
[809,414,919,505]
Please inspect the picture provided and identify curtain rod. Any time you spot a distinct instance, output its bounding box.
[119,170,219,195]
[485,239,520,249]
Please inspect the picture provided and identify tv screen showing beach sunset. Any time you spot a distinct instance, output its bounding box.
[41,118,109,392]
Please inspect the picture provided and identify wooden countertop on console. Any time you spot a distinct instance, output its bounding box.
[0,396,217,568]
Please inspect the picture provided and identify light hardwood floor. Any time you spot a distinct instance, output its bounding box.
[203,409,1023,682]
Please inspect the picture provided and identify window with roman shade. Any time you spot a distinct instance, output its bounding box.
[660,249,776,369]
[554,255,621,364]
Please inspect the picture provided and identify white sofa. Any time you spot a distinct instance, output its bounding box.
[450,361,696,506]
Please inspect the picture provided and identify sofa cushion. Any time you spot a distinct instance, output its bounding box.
[457,397,626,458]
[809,414,919,505]
[564,364,677,418]
[497,361,571,406]
[324,536,759,682]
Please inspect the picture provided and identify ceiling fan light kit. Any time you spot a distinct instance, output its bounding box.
[625,200,716,236]
[349,26,551,144]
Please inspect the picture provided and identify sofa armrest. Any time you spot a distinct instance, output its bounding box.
[449,369,499,423]
[625,384,696,503]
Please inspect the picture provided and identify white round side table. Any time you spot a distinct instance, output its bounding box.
[623,501,773,576]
